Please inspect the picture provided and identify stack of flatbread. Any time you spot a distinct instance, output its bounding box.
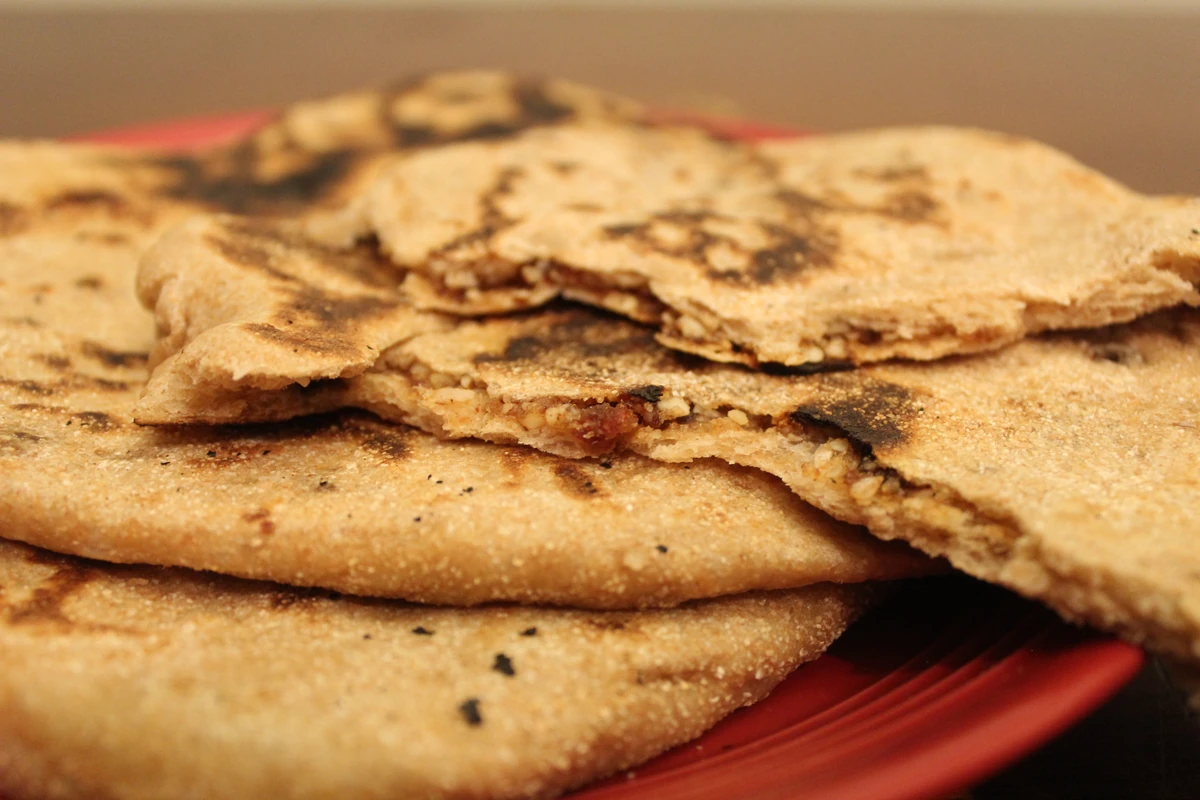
[0,71,945,800]
[4,68,1199,797]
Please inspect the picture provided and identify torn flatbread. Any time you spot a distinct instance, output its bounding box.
[150,300,1198,666]
[0,315,933,607]
[359,123,1200,366]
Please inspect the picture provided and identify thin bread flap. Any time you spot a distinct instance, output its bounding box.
[135,214,451,392]
[0,539,871,800]
[362,123,1200,366]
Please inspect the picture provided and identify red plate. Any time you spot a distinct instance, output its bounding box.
[80,114,1144,800]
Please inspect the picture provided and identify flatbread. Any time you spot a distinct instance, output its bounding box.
[156,300,1197,666]
[135,214,450,402]
[0,141,198,353]
[0,538,870,800]
[0,313,934,607]
[3,205,934,609]
[1,70,641,352]
[158,70,643,244]
[360,123,1200,366]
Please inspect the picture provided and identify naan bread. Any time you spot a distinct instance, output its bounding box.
[0,539,870,800]
[360,123,1200,366]
[152,298,1198,667]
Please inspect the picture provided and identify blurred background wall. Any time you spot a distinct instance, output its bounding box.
[0,0,1197,192]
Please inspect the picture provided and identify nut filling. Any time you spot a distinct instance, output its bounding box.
[420,260,1004,369]
[381,348,1020,574]
[383,356,775,457]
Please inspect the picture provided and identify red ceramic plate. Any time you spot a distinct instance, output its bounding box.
[79,114,1144,800]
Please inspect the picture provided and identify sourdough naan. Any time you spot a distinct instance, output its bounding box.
[359,123,1200,366]
[0,539,869,800]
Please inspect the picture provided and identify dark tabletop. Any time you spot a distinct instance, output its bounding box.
[1,6,1198,797]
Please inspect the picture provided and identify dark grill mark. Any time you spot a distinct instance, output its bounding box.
[878,190,940,223]
[0,379,54,396]
[243,508,275,536]
[605,206,841,288]
[207,233,304,285]
[434,166,525,257]
[6,564,98,629]
[358,425,410,460]
[46,190,130,212]
[384,77,577,148]
[34,354,71,371]
[0,201,27,236]
[157,74,601,216]
[856,165,930,182]
[157,149,361,216]
[474,334,544,364]
[627,384,664,403]
[9,403,55,412]
[73,411,118,430]
[1,429,44,455]
[586,618,628,632]
[554,462,605,496]
[80,342,150,369]
[789,378,920,453]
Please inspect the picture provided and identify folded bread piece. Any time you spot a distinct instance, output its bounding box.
[0,539,871,800]
[358,123,1200,366]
